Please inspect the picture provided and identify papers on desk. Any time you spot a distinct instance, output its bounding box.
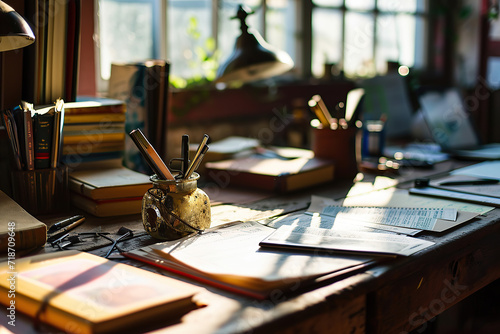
[409,161,500,207]
[260,225,435,257]
[125,221,376,300]
[303,188,485,233]
[321,206,457,231]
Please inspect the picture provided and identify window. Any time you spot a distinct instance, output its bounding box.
[96,0,428,91]
[312,0,428,78]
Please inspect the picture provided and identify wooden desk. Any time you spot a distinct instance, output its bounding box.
[2,159,500,334]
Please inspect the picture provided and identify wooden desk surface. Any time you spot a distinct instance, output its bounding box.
[3,159,499,334]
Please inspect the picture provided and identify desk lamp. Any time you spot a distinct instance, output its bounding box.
[215,5,294,86]
[0,1,35,52]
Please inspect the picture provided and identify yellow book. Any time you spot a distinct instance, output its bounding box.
[63,132,125,145]
[64,113,126,124]
[0,190,47,252]
[0,250,203,333]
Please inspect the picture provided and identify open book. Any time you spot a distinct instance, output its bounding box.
[0,251,203,333]
[125,221,377,299]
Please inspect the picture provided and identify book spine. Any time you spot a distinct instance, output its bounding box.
[33,113,54,169]
[64,113,126,124]
[24,111,35,170]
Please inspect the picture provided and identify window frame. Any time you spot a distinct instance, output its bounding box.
[95,0,431,94]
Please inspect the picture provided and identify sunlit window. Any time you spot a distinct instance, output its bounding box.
[97,0,429,91]
[312,0,428,78]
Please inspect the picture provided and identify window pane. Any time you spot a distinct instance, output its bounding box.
[344,12,375,77]
[375,14,400,73]
[378,0,426,13]
[98,1,157,80]
[266,0,295,63]
[312,8,343,77]
[375,14,426,73]
[313,0,343,7]
[345,0,375,11]
[167,0,212,80]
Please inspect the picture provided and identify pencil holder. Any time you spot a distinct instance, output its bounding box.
[11,165,70,215]
[312,126,360,179]
[141,172,211,240]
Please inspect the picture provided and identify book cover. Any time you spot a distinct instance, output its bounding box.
[70,192,143,217]
[33,112,54,169]
[68,167,151,200]
[0,190,46,252]
[0,250,203,334]
[205,154,335,193]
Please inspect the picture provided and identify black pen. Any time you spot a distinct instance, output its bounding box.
[184,134,209,179]
[181,134,190,176]
[47,215,86,243]
[439,179,499,186]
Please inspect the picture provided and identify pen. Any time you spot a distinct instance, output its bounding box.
[184,134,209,179]
[129,128,175,180]
[192,144,209,173]
[181,134,190,176]
[439,179,499,186]
[47,215,86,243]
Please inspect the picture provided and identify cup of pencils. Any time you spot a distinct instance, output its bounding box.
[129,129,211,240]
[308,95,361,180]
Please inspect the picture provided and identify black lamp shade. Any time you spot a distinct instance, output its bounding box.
[0,1,35,52]
[215,6,293,85]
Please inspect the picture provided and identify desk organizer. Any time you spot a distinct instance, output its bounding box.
[142,172,211,240]
[11,165,70,215]
[312,126,359,179]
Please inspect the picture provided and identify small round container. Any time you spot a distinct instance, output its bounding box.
[141,172,211,240]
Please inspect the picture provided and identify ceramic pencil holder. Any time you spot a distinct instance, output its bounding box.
[312,126,359,179]
[141,172,211,240]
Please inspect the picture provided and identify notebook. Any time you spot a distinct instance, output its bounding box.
[419,88,500,160]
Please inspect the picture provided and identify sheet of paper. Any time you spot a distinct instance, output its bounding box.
[451,161,500,180]
[266,213,421,236]
[152,221,374,281]
[260,225,435,257]
[308,188,487,233]
[430,174,500,199]
[309,187,493,215]
[320,206,457,231]
[409,187,500,208]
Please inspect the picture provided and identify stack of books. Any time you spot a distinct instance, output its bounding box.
[61,97,127,170]
[69,167,152,217]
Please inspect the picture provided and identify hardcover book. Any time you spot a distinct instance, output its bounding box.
[0,190,47,252]
[33,111,54,169]
[0,250,203,334]
[70,193,143,217]
[69,167,152,200]
[205,154,335,193]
